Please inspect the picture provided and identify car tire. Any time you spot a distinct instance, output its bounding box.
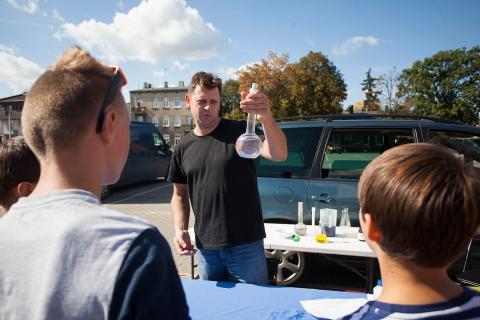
[265,249,306,286]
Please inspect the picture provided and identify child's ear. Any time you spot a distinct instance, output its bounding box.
[100,107,117,144]
[361,213,382,243]
[17,182,35,198]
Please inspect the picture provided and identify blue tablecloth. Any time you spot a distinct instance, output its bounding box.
[182,279,365,320]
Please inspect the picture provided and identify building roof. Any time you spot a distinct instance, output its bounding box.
[130,86,188,94]
[0,93,27,104]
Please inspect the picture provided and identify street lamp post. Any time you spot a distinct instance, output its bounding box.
[7,105,12,139]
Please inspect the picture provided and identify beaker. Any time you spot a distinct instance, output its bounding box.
[320,208,337,237]
[235,83,263,159]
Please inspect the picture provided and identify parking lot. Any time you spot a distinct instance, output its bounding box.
[102,179,375,292]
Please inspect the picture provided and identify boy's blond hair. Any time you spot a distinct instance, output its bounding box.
[358,143,480,267]
[22,46,116,157]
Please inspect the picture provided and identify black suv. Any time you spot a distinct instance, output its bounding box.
[256,114,480,285]
[102,122,171,198]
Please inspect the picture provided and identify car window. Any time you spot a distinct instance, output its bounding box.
[256,127,323,179]
[321,128,415,179]
[428,130,480,168]
[153,132,168,150]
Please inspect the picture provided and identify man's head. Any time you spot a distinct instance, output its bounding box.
[0,137,40,210]
[22,46,130,185]
[186,72,222,132]
[358,143,480,268]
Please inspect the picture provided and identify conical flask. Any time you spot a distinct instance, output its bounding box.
[339,208,351,227]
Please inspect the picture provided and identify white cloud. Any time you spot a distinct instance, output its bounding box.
[216,60,261,80]
[172,59,189,71]
[5,0,38,14]
[0,49,43,93]
[153,70,166,79]
[0,44,17,55]
[52,8,64,22]
[217,66,238,80]
[55,0,226,64]
[332,36,379,56]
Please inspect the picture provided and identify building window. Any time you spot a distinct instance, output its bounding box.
[163,116,169,127]
[174,134,181,146]
[187,117,193,125]
[174,97,181,108]
[153,97,159,109]
[152,115,158,127]
[163,98,169,108]
[137,116,144,122]
[174,116,181,127]
[163,134,170,146]
[136,99,143,107]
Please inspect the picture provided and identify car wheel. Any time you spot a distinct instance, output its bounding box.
[265,249,306,286]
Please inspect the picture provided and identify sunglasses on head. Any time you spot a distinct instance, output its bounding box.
[95,66,128,133]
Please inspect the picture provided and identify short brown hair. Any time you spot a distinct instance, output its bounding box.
[22,46,116,157]
[0,136,40,206]
[358,143,480,267]
[188,72,222,95]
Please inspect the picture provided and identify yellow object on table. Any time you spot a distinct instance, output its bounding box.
[315,233,328,243]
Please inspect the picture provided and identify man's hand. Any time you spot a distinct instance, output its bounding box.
[173,230,196,256]
[240,90,273,123]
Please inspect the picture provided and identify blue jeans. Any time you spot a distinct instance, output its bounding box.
[196,240,268,285]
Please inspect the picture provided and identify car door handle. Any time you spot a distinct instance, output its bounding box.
[312,195,333,203]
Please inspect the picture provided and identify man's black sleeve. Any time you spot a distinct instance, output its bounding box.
[109,228,190,320]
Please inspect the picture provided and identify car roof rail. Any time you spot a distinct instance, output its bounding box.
[275,113,462,125]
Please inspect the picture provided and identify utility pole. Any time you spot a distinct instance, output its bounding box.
[7,105,11,139]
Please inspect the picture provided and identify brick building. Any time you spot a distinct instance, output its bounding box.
[129,81,192,147]
[0,93,26,142]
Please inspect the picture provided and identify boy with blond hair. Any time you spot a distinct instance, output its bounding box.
[0,136,40,212]
[0,46,189,319]
[342,143,480,319]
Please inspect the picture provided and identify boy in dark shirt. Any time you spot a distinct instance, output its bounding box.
[342,143,480,319]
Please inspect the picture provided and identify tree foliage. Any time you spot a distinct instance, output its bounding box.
[397,46,480,124]
[236,51,347,118]
[287,51,346,116]
[238,52,291,118]
[379,67,402,112]
[361,68,382,111]
[221,79,241,119]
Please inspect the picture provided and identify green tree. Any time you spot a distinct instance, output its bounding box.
[221,79,241,119]
[287,51,346,116]
[361,68,382,112]
[397,46,480,124]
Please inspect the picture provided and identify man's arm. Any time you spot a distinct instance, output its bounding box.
[240,90,287,162]
[259,115,288,161]
[171,183,196,255]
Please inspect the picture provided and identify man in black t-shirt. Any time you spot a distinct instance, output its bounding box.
[168,72,287,285]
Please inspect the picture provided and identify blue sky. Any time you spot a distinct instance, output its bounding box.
[0,0,479,107]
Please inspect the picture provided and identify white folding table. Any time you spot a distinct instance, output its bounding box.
[189,223,377,292]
